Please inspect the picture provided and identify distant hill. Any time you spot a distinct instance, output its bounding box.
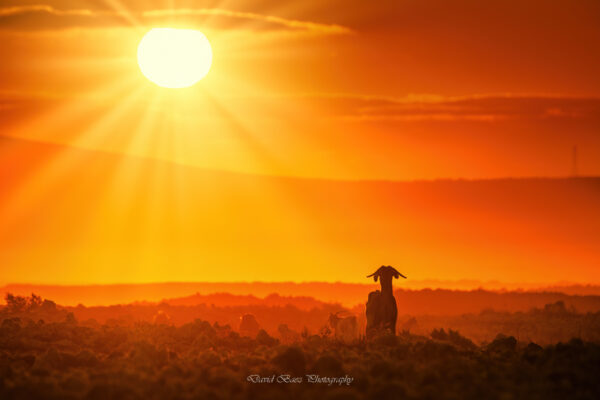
[4,282,600,315]
[388,288,600,315]
[163,287,600,315]
[164,291,330,310]
[0,282,370,307]
[4,288,600,344]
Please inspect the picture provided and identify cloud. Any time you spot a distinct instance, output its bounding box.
[296,93,600,122]
[142,9,352,35]
[2,88,599,126]
[0,5,93,17]
[0,5,352,34]
[0,5,129,30]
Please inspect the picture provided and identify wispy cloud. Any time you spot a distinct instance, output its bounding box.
[295,93,600,122]
[0,5,352,34]
[3,89,599,124]
[142,8,352,34]
[0,5,93,17]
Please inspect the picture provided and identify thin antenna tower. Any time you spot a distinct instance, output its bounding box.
[571,146,578,177]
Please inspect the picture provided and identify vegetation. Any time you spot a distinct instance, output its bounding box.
[399,300,600,345]
[1,294,600,399]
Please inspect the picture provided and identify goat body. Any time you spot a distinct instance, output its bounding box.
[329,313,358,343]
[366,290,397,338]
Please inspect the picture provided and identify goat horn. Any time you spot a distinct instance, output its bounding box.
[389,266,407,279]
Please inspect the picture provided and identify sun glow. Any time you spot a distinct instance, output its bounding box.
[137,28,213,88]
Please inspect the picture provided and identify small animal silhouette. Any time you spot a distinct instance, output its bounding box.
[152,310,172,325]
[239,314,260,337]
[329,312,358,343]
[365,265,407,339]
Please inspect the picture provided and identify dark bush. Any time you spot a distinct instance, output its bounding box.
[2,295,600,400]
[312,354,344,376]
[488,334,517,354]
[272,346,306,375]
[256,329,278,346]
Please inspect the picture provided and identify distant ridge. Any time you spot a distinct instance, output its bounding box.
[3,281,600,308]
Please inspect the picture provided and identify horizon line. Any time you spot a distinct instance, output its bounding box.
[3,280,600,288]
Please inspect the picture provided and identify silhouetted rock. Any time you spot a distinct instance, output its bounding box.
[239,314,260,337]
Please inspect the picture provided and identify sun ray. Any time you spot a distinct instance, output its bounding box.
[102,0,143,27]
[0,81,149,233]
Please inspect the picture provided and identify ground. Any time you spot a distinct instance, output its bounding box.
[1,315,599,400]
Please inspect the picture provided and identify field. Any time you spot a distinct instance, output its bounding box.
[1,293,600,400]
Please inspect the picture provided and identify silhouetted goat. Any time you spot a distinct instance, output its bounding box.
[365,265,406,339]
[329,312,358,343]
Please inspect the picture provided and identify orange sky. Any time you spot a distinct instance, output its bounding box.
[0,1,599,287]
[1,0,599,179]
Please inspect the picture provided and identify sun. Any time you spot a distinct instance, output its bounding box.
[137,28,213,88]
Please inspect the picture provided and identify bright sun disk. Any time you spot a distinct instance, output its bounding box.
[137,28,212,88]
